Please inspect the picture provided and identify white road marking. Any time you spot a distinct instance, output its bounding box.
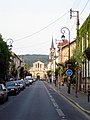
[51,98,55,102]
[44,82,66,118]
[56,109,65,117]
[53,102,59,109]
[49,95,52,98]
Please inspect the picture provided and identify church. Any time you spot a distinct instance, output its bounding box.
[29,60,47,79]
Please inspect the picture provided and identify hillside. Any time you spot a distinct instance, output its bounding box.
[19,54,49,66]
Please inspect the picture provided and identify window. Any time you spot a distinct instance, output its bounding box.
[38,63,39,68]
[40,64,42,68]
[35,64,37,68]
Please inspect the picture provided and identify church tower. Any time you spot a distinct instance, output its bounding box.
[49,37,56,82]
[49,37,56,62]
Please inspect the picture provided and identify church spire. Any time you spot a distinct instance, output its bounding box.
[51,36,54,49]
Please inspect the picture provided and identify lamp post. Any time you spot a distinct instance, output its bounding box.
[61,27,71,94]
[6,38,13,50]
[61,27,70,61]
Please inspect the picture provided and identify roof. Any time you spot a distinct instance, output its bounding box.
[51,37,54,49]
[62,40,76,49]
[33,60,44,64]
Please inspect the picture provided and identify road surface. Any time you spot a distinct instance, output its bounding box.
[0,81,89,120]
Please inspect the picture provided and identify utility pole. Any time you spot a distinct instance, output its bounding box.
[70,8,80,96]
[70,8,80,48]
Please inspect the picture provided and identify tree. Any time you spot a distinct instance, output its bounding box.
[11,65,18,79]
[0,34,10,81]
[56,63,65,76]
[19,67,25,79]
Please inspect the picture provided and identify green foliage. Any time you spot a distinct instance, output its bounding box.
[0,34,10,80]
[72,47,84,67]
[79,14,90,60]
[55,63,65,76]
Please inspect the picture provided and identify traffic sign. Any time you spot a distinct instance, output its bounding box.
[66,69,73,76]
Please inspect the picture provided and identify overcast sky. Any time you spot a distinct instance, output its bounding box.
[0,0,90,55]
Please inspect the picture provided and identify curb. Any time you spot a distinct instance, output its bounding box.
[59,91,90,115]
[46,82,90,115]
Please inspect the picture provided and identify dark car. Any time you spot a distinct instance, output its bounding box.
[6,81,19,95]
[0,84,8,104]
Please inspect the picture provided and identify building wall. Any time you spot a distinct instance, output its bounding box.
[29,60,47,79]
[57,40,76,63]
[57,39,68,63]
[11,52,22,69]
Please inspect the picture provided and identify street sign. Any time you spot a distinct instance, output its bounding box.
[66,69,73,77]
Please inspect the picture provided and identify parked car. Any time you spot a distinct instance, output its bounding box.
[6,81,19,95]
[24,79,30,86]
[0,84,8,104]
[25,76,33,85]
[32,78,37,82]
[16,80,26,90]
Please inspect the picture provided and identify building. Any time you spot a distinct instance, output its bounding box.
[57,39,69,63]
[10,52,26,79]
[79,14,90,92]
[59,40,76,63]
[29,60,47,79]
[48,38,56,82]
[57,39,76,86]
[11,52,22,69]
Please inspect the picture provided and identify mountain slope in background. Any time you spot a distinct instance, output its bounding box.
[19,54,49,66]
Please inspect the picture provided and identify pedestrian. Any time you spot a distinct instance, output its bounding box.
[50,78,52,84]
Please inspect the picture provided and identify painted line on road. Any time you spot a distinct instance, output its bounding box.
[43,82,67,118]
[49,95,53,98]
[51,98,55,102]
[45,82,90,119]
[56,109,65,117]
[53,102,59,109]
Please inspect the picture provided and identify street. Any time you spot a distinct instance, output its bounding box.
[0,81,89,120]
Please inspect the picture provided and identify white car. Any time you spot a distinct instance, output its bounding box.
[25,76,33,85]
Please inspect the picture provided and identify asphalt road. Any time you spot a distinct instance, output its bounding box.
[0,80,89,120]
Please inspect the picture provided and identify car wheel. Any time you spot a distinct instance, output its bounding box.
[1,98,5,104]
[6,95,8,101]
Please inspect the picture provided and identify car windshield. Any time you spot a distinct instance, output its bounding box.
[6,82,15,87]
[18,80,23,84]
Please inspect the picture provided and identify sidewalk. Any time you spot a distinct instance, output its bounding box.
[47,82,90,115]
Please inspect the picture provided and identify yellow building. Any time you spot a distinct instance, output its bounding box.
[57,40,76,86]
[57,40,76,63]
[29,60,47,79]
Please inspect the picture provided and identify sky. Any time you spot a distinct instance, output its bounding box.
[0,0,90,55]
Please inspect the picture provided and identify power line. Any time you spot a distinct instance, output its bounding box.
[70,0,90,32]
[14,0,89,47]
[14,40,49,49]
[15,11,69,42]
[80,0,89,15]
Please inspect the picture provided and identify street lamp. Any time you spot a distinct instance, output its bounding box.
[61,27,71,94]
[6,38,13,50]
[61,27,70,61]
